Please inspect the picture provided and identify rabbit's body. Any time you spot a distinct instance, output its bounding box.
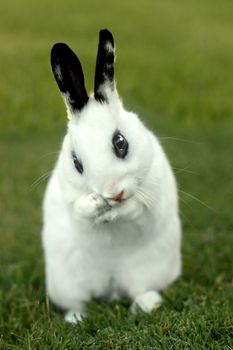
[42,30,181,322]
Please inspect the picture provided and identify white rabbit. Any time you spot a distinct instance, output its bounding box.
[42,29,182,323]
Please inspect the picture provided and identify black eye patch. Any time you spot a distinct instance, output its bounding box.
[71,151,83,174]
[112,130,128,159]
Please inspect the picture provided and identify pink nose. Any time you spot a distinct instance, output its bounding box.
[111,190,124,202]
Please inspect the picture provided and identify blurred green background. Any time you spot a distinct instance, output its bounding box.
[0,0,232,348]
[1,0,233,130]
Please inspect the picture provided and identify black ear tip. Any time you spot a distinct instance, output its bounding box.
[51,42,71,59]
[50,43,79,74]
[51,42,67,53]
[51,43,67,66]
[99,29,114,46]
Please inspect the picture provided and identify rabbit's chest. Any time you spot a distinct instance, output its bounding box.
[74,220,154,296]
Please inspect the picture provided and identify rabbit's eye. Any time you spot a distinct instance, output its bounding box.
[112,131,128,159]
[72,151,83,174]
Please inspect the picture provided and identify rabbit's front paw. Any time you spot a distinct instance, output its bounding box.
[94,209,119,224]
[74,193,110,219]
[65,310,85,323]
[131,291,162,314]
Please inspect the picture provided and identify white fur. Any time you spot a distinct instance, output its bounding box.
[42,92,182,323]
[131,290,162,313]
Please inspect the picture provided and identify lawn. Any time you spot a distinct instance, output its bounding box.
[0,0,232,349]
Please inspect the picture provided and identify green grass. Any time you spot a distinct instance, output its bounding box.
[0,0,233,348]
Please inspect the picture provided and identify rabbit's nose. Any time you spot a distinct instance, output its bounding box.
[111,190,124,202]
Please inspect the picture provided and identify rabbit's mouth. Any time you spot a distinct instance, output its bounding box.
[106,192,134,208]
[102,179,137,206]
[111,190,124,202]
[104,190,125,205]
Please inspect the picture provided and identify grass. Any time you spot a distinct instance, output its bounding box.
[0,0,233,348]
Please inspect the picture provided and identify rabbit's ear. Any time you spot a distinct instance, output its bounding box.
[94,29,115,102]
[51,43,89,113]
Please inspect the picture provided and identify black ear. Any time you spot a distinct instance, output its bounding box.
[50,43,89,113]
[94,29,115,103]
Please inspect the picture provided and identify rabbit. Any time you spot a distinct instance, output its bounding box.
[42,29,182,323]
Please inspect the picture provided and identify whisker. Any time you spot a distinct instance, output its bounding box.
[38,151,60,160]
[135,192,147,208]
[179,196,195,211]
[179,189,216,212]
[179,210,195,229]
[173,166,200,176]
[136,187,157,209]
[30,170,52,191]
[159,137,201,145]
[135,189,152,209]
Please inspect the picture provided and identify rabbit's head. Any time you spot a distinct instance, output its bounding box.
[51,29,155,203]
